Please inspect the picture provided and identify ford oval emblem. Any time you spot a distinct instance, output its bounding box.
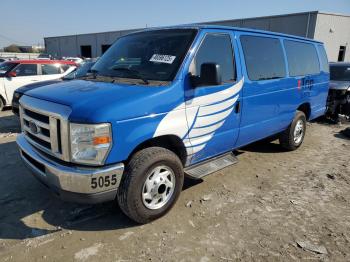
[29,121,39,134]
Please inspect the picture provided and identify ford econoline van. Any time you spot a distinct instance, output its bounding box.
[16,26,330,223]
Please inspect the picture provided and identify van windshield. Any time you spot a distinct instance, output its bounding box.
[92,29,197,83]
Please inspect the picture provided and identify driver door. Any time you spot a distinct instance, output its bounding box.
[184,30,243,164]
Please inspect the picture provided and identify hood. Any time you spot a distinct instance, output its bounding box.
[329,80,350,91]
[24,79,183,123]
[16,79,63,94]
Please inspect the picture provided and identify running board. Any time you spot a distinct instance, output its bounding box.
[184,152,238,179]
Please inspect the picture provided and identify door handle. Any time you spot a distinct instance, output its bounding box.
[235,101,241,113]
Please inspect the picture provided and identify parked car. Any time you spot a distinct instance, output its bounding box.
[12,60,96,115]
[326,62,350,121]
[0,60,77,110]
[63,57,84,64]
[37,53,52,60]
[16,26,329,223]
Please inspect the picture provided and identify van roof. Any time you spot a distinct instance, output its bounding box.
[140,24,323,44]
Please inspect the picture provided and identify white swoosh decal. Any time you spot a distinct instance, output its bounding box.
[154,78,244,156]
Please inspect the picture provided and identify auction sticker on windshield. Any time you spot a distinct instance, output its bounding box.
[150,54,176,64]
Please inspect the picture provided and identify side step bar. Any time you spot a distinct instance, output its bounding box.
[184,152,238,179]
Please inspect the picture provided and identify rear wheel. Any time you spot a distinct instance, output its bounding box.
[279,111,306,151]
[117,147,184,224]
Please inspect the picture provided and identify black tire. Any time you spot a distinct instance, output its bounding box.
[279,111,307,151]
[117,147,184,224]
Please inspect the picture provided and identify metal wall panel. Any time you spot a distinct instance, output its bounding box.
[314,13,350,62]
[269,14,309,37]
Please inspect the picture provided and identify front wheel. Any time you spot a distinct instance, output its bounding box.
[117,147,184,224]
[279,111,307,151]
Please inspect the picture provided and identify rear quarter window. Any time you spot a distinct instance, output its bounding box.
[284,40,320,76]
[240,35,286,81]
[317,45,330,73]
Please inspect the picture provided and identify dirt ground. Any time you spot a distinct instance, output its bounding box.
[0,108,349,262]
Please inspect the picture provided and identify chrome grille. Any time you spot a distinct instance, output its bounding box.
[19,96,71,162]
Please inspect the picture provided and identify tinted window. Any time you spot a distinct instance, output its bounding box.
[93,29,197,82]
[41,64,61,75]
[15,64,37,76]
[330,65,350,81]
[317,45,330,73]
[190,34,235,84]
[0,62,17,76]
[284,40,320,76]
[241,35,286,81]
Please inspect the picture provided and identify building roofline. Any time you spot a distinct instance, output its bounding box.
[44,27,144,40]
[44,10,350,40]
[200,11,319,25]
[317,11,350,18]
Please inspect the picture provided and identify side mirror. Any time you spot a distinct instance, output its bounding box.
[190,63,222,87]
[7,71,17,78]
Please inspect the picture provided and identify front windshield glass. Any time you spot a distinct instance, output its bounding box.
[330,65,350,81]
[0,62,16,76]
[92,29,197,82]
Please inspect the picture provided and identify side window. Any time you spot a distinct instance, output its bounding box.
[317,45,330,73]
[190,34,236,84]
[15,64,38,77]
[41,64,61,75]
[284,40,320,76]
[240,35,286,81]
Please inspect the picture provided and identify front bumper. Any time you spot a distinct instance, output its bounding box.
[16,134,124,204]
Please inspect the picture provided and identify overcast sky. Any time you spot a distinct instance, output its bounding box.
[1,0,350,48]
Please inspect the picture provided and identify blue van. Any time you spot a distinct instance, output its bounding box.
[16,25,329,223]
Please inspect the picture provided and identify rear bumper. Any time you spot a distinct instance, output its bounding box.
[16,134,124,204]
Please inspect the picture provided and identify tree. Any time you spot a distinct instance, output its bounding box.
[4,44,21,53]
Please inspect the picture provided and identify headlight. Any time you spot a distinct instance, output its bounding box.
[70,123,112,165]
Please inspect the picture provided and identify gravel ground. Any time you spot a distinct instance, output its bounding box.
[0,109,349,262]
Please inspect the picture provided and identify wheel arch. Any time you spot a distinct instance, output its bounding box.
[127,135,187,166]
[297,102,311,120]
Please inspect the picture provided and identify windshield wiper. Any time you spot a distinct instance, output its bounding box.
[257,76,281,81]
[112,67,149,85]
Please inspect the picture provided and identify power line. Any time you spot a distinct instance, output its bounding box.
[0,33,32,45]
